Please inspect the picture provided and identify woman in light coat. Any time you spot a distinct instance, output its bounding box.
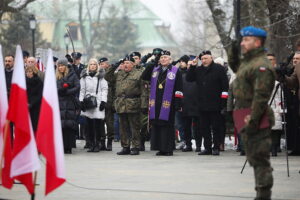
[79,58,108,152]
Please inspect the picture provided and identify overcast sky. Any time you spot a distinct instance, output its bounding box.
[140,0,183,33]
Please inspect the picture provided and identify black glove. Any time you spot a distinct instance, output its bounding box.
[80,101,86,112]
[99,101,106,111]
[141,53,152,64]
[58,87,67,96]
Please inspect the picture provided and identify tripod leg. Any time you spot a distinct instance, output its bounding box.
[241,159,248,174]
[280,83,290,177]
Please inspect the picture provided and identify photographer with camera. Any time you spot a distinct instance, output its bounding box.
[281,51,300,156]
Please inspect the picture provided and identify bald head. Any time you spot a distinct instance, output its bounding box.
[26,57,37,67]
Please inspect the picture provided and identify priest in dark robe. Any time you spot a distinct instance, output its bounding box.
[142,50,183,156]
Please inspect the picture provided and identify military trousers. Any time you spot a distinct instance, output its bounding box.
[105,107,115,139]
[241,128,273,200]
[119,113,141,149]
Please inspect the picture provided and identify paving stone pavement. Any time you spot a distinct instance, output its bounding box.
[1,140,300,200]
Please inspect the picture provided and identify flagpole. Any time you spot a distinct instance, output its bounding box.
[0,120,10,180]
[31,171,38,200]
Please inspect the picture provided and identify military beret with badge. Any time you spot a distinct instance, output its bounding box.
[240,26,267,38]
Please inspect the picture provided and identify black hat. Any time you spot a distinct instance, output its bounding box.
[124,55,135,63]
[71,52,82,59]
[22,50,30,58]
[179,55,190,64]
[99,57,108,63]
[130,52,141,58]
[199,50,211,59]
[161,50,171,56]
[53,56,58,62]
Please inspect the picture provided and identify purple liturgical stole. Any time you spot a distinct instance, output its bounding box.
[149,65,178,121]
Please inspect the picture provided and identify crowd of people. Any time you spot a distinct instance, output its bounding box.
[3,30,300,158]
[4,25,300,199]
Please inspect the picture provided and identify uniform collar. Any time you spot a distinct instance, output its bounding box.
[242,47,265,61]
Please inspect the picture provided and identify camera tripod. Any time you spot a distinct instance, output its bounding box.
[241,82,290,177]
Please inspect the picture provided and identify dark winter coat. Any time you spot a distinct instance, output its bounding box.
[180,68,199,117]
[72,63,85,79]
[142,63,183,125]
[186,62,229,112]
[26,75,43,132]
[57,70,80,130]
[5,69,13,98]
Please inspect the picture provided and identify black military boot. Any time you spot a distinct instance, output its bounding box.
[140,139,145,151]
[100,140,106,150]
[130,148,140,155]
[198,149,212,155]
[106,139,113,151]
[87,145,95,152]
[117,147,130,155]
[93,144,100,152]
[182,145,193,152]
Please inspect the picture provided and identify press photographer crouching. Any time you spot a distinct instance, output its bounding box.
[278,51,300,155]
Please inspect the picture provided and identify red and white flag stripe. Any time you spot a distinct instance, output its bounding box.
[6,45,40,194]
[0,45,13,189]
[221,91,229,99]
[36,49,65,195]
[175,91,183,98]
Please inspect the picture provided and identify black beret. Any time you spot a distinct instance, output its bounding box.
[22,50,30,58]
[124,55,135,63]
[199,50,211,59]
[99,57,108,63]
[71,52,82,59]
[130,52,141,58]
[161,50,171,56]
[179,55,190,64]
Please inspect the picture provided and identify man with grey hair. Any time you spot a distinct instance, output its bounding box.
[26,56,45,81]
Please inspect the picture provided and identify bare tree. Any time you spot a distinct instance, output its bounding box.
[78,0,106,59]
[0,0,35,20]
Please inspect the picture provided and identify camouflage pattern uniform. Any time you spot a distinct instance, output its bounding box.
[105,67,116,141]
[136,65,150,149]
[105,65,143,149]
[233,47,275,200]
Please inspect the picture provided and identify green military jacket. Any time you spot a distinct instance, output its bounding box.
[233,47,276,131]
[105,66,143,113]
[135,65,150,110]
[105,67,116,110]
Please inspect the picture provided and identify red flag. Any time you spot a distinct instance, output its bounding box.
[36,49,65,195]
[0,45,13,189]
[6,45,40,194]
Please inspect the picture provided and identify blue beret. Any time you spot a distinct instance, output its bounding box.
[240,26,267,38]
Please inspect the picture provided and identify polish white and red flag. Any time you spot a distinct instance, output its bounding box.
[36,49,65,195]
[6,45,40,194]
[0,45,13,189]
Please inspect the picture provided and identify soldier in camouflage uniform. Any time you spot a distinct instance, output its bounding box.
[104,55,143,155]
[130,52,150,151]
[99,57,115,150]
[233,26,275,200]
